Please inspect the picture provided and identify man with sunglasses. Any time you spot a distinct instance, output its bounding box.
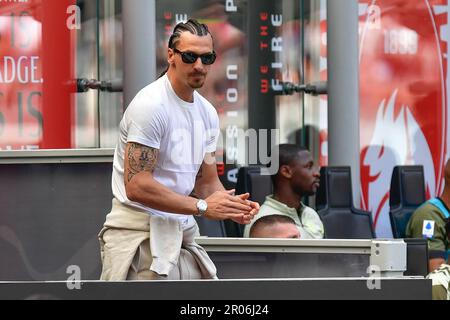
[99,19,259,281]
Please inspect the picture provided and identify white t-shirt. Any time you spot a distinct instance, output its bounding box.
[112,75,220,228]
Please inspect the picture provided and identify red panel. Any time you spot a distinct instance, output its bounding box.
[0,0,76,150]
[359,0,447,233]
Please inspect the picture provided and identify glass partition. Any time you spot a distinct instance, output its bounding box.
[75,0,99,148]
[0,0,321,162]
[98,0,123,148]
[301,0,327,166]
[0,0,123,151]
[76,0,123,149]
[155,0,318,187]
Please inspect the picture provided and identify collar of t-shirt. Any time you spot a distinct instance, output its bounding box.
[266,195,305,225]
[164,75,196,109]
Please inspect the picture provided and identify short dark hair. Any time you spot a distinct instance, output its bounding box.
[250,214,296,237]
[270,144,309,185]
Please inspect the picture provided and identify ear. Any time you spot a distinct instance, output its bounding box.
[279,165,293,179]
[168,48,175,65]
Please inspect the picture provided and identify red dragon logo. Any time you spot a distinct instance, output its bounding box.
[359,0,448,237]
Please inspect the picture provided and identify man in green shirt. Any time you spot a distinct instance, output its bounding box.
[406,159,450,272]
[426,219,450,300]
[244,144,324,239]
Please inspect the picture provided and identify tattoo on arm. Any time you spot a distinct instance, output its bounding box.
[196,164,203,180]
[189,190,199,199]
[126,143,159,184]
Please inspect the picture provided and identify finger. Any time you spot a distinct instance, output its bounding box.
[233,220,249,225]
[222,208,251,216]
[231,216,251,225]
[226,189,236,196]
[250,204,260,213]
[245,211,257,219]
[227,213,246,221]
[228,194,252,206]
[240,216,253,224]
[224,200,252,212]
[230,217,240,224]
[250,201,260,210]
[237,193,250,200]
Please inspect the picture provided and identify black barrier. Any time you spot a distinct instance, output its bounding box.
[0,279,431,300]
[0,162,112,281]
[0,162,430,281]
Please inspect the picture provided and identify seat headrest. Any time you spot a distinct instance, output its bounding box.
[317,166,353,209]
[249,173,272,204]
[236,166,273,204]
[389,165,425,207]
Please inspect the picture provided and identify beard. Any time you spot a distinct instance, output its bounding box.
[188,73,206,89]
[293,184,316,197]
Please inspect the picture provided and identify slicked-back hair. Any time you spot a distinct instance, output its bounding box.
[158,19,214,79]
[168,19,213,50]
[270,144,309,186]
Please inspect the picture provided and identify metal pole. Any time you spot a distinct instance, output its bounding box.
[123,0,156,108]
[327,0,361,207]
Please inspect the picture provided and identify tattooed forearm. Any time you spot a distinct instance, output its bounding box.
[196,164,203,180]
[125,142,159,185]
[189,190,199,199]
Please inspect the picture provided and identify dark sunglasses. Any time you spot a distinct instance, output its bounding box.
[173,48,216,65]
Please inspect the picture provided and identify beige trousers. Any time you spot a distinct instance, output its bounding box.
[102,228,203,281]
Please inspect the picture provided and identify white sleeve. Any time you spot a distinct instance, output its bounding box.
[205,110,220,153]
[126,96,166,149]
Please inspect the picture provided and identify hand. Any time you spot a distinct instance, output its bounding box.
[204,189,253,221]
[230,193,260,225]
[237,193,260,215]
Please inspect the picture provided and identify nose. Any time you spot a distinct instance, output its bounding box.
[193,58,205,72]
[313,166,321,178]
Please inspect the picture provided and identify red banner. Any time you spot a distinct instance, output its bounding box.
[317,0,449,237]
[359,0,448,237]
[0,0,76,150]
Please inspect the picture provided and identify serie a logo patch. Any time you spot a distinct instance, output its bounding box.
[422,220,436,239]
